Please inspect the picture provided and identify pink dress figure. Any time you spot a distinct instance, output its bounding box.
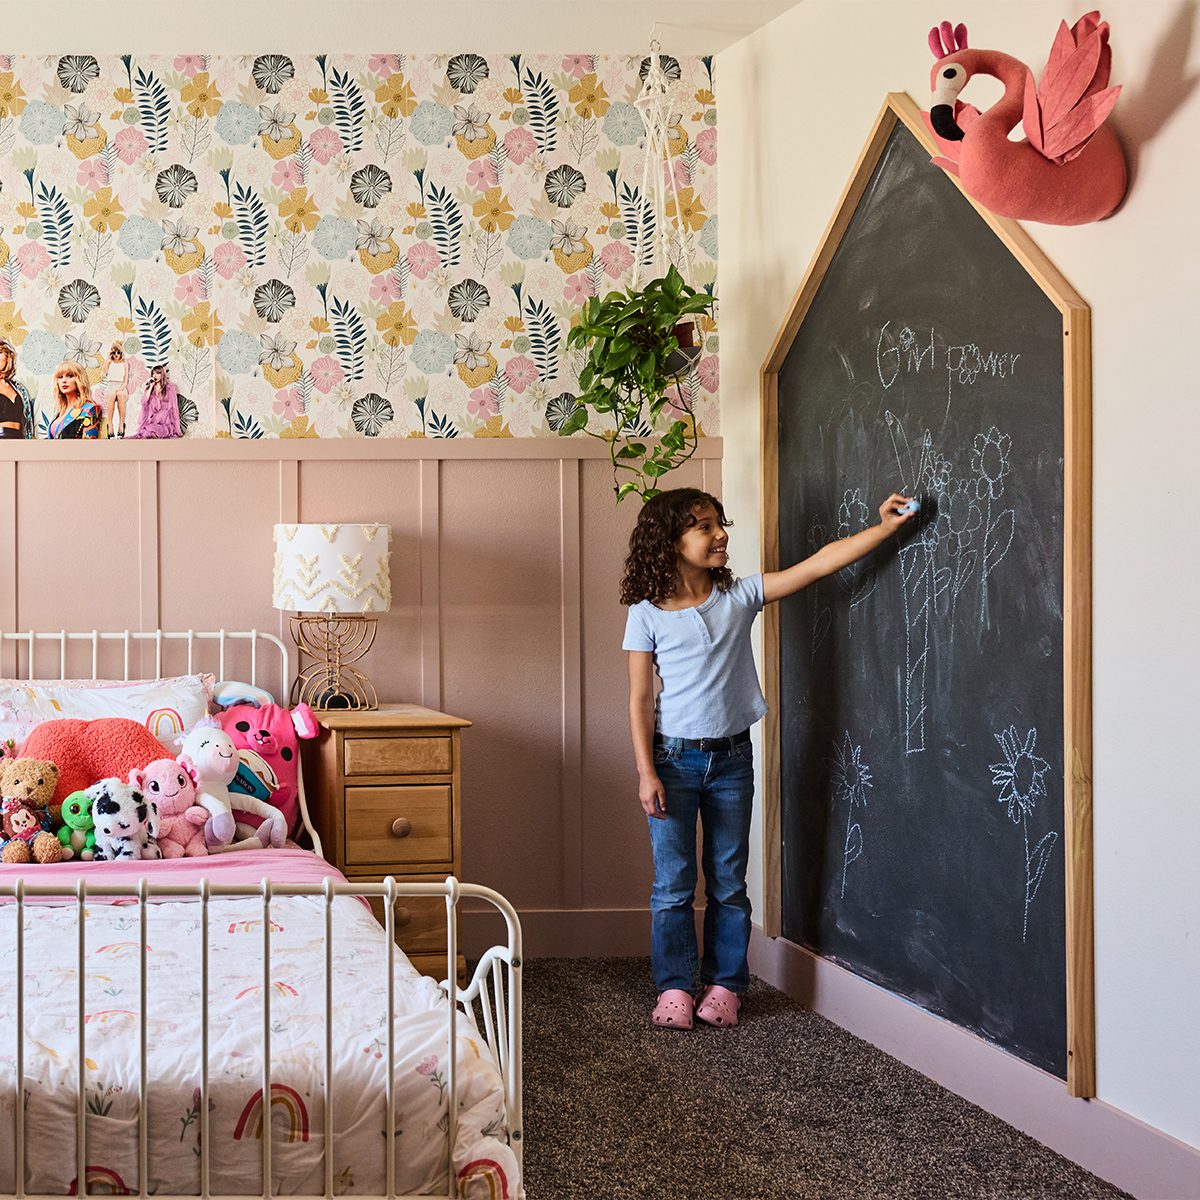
[134,364,182,439]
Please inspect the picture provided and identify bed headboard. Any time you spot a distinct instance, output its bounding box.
[0,628,322,858]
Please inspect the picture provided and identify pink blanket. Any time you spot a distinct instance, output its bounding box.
[0,847,346,896]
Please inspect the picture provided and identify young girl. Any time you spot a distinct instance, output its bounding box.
[132,363,182,439]
[622,486,916,1030]
[101,342,129,438]
[47,361,103,439]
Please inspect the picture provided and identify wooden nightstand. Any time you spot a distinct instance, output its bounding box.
[303,704,471,982]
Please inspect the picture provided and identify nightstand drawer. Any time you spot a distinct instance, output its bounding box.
[344,735,452,776]
[344,785,452,866]
[362,877,450,955]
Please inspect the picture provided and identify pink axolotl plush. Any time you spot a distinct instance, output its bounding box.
[137,759,209,858]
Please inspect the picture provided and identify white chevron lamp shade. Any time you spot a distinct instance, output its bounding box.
[272,523,392,614]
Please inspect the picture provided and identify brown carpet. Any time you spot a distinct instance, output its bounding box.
[520,958,1128,1200]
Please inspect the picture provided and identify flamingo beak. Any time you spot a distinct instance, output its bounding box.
[930,101,964,141]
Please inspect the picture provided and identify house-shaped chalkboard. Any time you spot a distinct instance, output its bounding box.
[759,94,1093,1096]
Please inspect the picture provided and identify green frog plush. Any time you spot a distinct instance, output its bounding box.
[57,790,96,861]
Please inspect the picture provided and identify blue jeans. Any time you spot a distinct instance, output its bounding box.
[648,738,754,995]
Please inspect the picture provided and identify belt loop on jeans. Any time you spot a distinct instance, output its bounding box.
[654,729,751,754]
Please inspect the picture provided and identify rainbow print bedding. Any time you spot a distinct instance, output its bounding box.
[0,852,520,1198]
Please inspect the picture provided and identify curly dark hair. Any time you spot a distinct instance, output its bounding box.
[620,488,734,606]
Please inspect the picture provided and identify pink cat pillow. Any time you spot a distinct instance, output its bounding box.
[217,703,318,835]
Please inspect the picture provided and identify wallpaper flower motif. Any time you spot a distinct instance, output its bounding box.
[0,52,718,439]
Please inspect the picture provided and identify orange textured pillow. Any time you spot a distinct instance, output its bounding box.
[21,718,167,807]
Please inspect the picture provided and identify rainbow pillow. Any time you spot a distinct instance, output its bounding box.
[0,675,213,751]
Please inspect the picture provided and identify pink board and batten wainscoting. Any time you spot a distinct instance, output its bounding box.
[0,438,722,952]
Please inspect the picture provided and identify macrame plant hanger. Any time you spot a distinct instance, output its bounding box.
[632,37,698,298]
[631,33,705,386]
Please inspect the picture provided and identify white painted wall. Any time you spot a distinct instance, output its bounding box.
[0,0,795,55]
[719,0,1200,1151]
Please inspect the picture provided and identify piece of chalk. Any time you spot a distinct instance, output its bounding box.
[897,500,920,515]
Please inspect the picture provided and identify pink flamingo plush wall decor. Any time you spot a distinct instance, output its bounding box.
[923,15,1127,225]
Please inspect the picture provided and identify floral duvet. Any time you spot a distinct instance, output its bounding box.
[0,879,520,1198]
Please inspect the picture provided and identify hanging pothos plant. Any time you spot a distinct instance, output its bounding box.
[558,265,715,502]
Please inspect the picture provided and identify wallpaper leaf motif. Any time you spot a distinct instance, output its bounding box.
[0,52,717,439]
[134,65,170,153]
[330,295,367,384]
[233,410,264,439]
[521,67,559,155]
[620,181,655,271]
[233,180,268,270]
[376,117,405,162]
[426,182,462,269]
[329,66,366,154]
[181,114,211,162]
[35,183,74,270]
[80,231,114,276]
[523,297,560,384]
[134,296,172,368]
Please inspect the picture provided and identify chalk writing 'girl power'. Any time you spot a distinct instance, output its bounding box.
[876,321,1021,407]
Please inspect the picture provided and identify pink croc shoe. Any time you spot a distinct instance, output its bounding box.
[696,984,741,1028]
[651,989,694,1030]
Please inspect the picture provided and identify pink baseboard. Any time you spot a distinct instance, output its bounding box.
[750,929,1200,1200]
[463,905,651,959]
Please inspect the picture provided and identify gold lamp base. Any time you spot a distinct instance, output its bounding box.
[288,614,379,711]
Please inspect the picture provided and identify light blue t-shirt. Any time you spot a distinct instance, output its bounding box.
[622,574,768,739]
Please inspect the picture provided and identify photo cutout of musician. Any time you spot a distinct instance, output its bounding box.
[0,339,35,439]
[47,361,104,439]
[101,342,130,439]
[132,362,182,439]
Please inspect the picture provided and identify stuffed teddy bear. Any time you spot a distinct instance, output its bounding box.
[0,758,63,864]
[138,759,208,858]
[218,702,318,838]
[88,776,161,861]
[57,790,96,861]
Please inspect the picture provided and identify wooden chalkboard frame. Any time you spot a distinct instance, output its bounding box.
[759,93,1094,1097]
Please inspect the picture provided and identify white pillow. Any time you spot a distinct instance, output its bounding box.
[0,675,213,751]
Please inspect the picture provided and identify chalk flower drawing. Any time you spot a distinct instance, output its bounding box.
[971,426,1011,500]
[886,410,1019,751]
[972,425,1016,621]
[832,731,873,897]
[989,725,1058,942]
[834,488,878,634]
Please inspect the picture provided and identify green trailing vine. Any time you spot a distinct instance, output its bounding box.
[559,265,714,503]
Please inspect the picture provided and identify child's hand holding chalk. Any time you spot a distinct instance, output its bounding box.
[879,493,919,532]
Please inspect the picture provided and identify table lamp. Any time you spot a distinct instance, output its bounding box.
[272,523,391,710]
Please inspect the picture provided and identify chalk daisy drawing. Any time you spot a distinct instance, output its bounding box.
[831,731,873,897]
[989,725,1058,942]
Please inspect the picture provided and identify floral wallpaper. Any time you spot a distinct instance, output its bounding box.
[0,52,718,438]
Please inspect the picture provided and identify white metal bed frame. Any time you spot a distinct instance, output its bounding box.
[0,629,524,1200]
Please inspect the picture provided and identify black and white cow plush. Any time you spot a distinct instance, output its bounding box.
[87,777,162,861]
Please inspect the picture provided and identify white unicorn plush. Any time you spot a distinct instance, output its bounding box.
[177,718,288,851]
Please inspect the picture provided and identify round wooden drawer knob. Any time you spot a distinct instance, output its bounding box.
[394,906,413,929]
[391,817,413,838]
